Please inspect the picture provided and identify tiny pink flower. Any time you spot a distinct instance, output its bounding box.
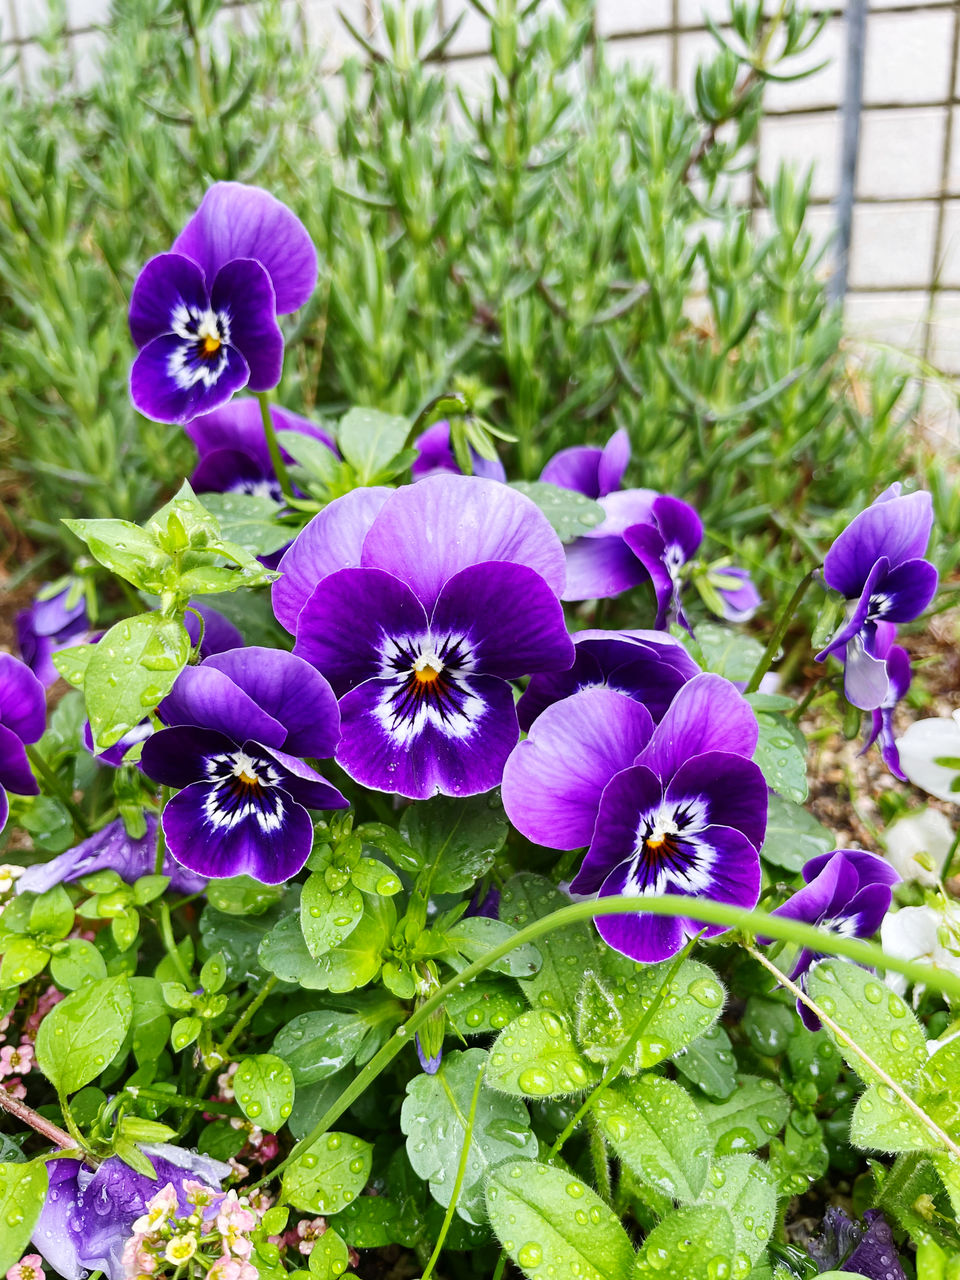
[183,1178,222,1209]
[296,1217,327,1255]
[121,1234,158,1278]
[217,1062,239,1100]
[132,1182,178,1234]
[208,1257,258,1280]
[216,1190,256,1237]
[3,1078,26,1101]
[0,1044,33,1078]
[6,1253,45,1280]
[257,1133,279,1162]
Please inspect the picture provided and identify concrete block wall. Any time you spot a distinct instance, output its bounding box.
[3,0,960,399]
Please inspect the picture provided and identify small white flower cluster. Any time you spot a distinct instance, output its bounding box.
[121,1181,267,1279]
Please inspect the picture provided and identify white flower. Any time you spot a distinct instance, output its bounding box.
[883,808,955,885]
[895,711,960,803]
[880,904,960,1001]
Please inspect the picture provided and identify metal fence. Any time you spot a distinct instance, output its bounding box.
[4,0,960,414]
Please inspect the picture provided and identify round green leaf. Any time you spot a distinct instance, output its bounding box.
[699,1075,790,1155]
[0,937,50,990]
[510,481,605,542]
[633,1205,736,1278]
[282,1132,373,1215]
[234,1053,295,1131]
[307,1226,351,1278]
[273,1010,370,1085]
[488,1009,598,1098]
[301,872,363,959]
[35,974,132,1095]
[50,938,107,989]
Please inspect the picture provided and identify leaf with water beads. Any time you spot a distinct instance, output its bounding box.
[753,712,808,803]
[444,977,528,1037]
[282,1131,373,1216]
[760,793,834,873]
[234,1053,295,1131]
[35,973,132,1095]
[509,481,606,542]
[0,1159,48,1274]
[400,791,508,894]
[632,1204,736,1279]
[485,1160,635,1280]
[699,1075,790,1155]
[300,870,364,959]
[486,1008,599,1098]
[673,1025,738,1101]
[401,1047,538,1224]
[84,612,190,751]
[307,1226,351,1278]
[694,1154,777,1269]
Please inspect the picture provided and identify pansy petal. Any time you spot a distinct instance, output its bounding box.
[188,398,336,466]
[843,633,890,711]
[595,901,684,965]
[802,848,900,888]
[360,475,568,605]
[412,421,506,482]
[637,673,758,779]
[210,259,284,391]
[0,788,7,835]
[184,603,244,658]
[431,562,575,679]
[140,725,237,789]
[157,664,286,747]
[846,881,896,940]
[162,779,313,883]
[816,558,890,662]
[293,568,429,697]
[594,489,659,534]
[502,688,654,850]
[824,489,934,596]
[652,494,703,561]
[0,653,46,743]
[31,1158,85,1280]
[172,182,318,314]
[256,743,348,811]
[272,487,393,634]
[516,645,605,732]
[562,534,649,601]
[540,445,604,498]
[192,445,275,497]
[128,253,208,348]
[203,648,341,758]
[335,671,518,799]
[621,522,673,624]
[873,557,939,623]
[130,332,249,425]
[766,853,853,939]
[689,824,762,932]
[569,763,664,895]
[666,751,768,851]
[598,428,631,496]
[0,725,39,796]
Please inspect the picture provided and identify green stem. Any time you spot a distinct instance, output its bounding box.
[254,893,960,1190]
[257,391,295,502]
[58,1091,88,1151]
[745,943,960,1160]
[789,676,826,723]
[156,901,192,987]
[587,1114,612,1202]
[154,787,169,876]
[419,1062,486,1280]
[744,566,819,694]
[491,1254,508,1280]
[219,974,278,1058]
[942,826,960,883]
[405,391,471,450]
[125,1085,243,1118]
[25,744,91,839]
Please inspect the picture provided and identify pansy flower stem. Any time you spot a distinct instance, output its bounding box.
[256,392,295,502]
[406,391,471,451]
[744,565,819,694]
[25,744,91,840]
[418,1061,485,1280]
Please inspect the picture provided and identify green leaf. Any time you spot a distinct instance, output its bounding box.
[401,1048,538,1224]
[171,1016,202,1051]
[444,917,542,978]
[52,643,95,687]
[84,613,191,750]
[307,1227,351,1278]
[699,1075,790,1155]
[262,899,393,993]
[487,1008,598,1098]
[499,873,601,1021]
[594,1075,712,1203]
[234,1054,295,1131]
[349,857,401,896]
[485,1160,635,1280]
[445,978,528,1037]
[206,876,284,916]
[694,622,765,683]
[753,711,808,803]
[50,938,107,989]
[694,1154,777,1266]
[509,481,605,542]
[760,793,834,872]
[0,1159,49,1274]
[195,492,291,556]
[300,871,364,959]
[0,937,50,989]
[63,518,164,589]
[28,884,75,941]
[633,1205,736,1279]
[282,1131,373,1215]
[806,961,927,1087]
[400,791,508,894]
[673,1025,738,1101]
[35,975,132,1094]
[258,915,328,989]
[273,1010,371,1085]
[129,976,170,1065]
[336,407,409,484]
[851,1083,938,1154]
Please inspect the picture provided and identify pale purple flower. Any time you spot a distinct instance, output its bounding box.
[817,484,937,711]
[539,428,630,499]
[710,566,762,623]
[502,674,766,962]
[140,648,346,883]
[129,183,317,424]
[16,584,91,688]
[411,420,506,482]
[276,475,574,799]
[859,621,911,779]
[0,654,45,835]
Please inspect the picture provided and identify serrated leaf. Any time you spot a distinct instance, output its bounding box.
[196,492,291,556]
[486,1161,635,1280]
[695,622,765,683]
[594,1075,712,1203]
[673,1025,738,1101]
[754,711,808,803]
[401,1048,538,1224]
[633,1205,736,1278]
[510,481,605,542]
[281,1131,373,1215]
[336,407,409,484]
[488,1008,598,1097]
[806,961,927,1088]
[0,1159,49,1273]
[499,873,601,1021]
[35,975,132,1094]
[760,793,834,872]
[695,1154,777,1265]
[400,791,508,894]
[445,978,528,1037]
[234,1053,295,1131]
[85,613,190,750]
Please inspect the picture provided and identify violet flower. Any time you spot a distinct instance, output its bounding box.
[16,815,206,897]
[32,1144,228,1280]
[0,654,45,835]
[502,674,766,962]
[129,183,317,424]
[187,398,337,499]
[817,483,938,711]
[860,621,910,780]
[710,566,762,623]
[140,648,346,883]
[274,475,574,799]
[411,420,506,482]
[539,427,630,499]
[807,1206,906,1280]
[516,628,700,732]
[766,849,899,1029]
[16,583,91,688]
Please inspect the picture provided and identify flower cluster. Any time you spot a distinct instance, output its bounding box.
[121,1184,263,1280]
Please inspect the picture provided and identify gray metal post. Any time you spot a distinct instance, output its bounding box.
[829,0,868,307]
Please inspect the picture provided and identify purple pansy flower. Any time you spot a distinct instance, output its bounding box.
[187,397,337,499]
[16,583,91,688]
[32,1144,228,1280]
[0,653,45,834]
[516,628,701,732]
[502,674,766,962]
[129,183,317,424]
[766,849,899,1029]
[807,1207,906,1280]
[817,483,937,711]
[140,648,347,883]
[16,815,206,896]
[860,621,910,780]
[710,566,762,623]
[275,475,574,799]
[411,420,506,482]
[539,427,630,499]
